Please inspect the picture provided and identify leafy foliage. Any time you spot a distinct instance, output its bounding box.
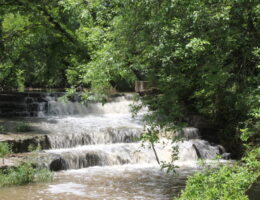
[176,104,259,200]
[0,125,5,133]
[0,142,11,165]
[0,163,53,187]
[175,147,260,200]
[0,0,90,89]
[0,0,131,91]
[97,0,259,157]
[0,142,52,187]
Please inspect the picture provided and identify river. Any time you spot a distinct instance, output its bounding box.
[0,93,231,199]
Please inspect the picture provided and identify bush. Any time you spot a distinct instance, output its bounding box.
[175,148,260,200]
[0,163,53,187]
[0,142,11,165]
[0,125,5,133]
[15,122,32,132]
[0,142,52,187]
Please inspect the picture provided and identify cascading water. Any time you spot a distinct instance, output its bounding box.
[33,94,226,170]
[0,93,229,200]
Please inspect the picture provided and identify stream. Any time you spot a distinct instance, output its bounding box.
[0,93,230,200]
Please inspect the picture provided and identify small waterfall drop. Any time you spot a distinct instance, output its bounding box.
[45,95,89,116]
[179,127,200,139]
[43,94,136,116]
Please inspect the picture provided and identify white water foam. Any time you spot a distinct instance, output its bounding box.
[44,95,140,116]
[47,182,86,196]
[31,94,227,170]
[44,139,225,170]
[36,114,143,148]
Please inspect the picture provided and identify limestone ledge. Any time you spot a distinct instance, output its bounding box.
[0,133,50,153]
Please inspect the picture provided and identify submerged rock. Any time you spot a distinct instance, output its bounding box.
[49,157,67,171]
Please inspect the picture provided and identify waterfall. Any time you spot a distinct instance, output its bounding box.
[43,139,224,171]
[46,126,142,149]
[0,92,231,199]
[29,93,228,171]
[43,94,137,116]
[179,127,200,139]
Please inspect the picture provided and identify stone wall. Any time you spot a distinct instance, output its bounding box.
[0,92,61,117]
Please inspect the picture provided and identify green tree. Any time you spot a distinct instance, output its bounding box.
[0,0,92,90]
[90,0,259,157]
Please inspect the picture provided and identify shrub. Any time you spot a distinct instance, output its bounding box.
[0,163,53,187]
[0,142,52,187]
[0,125,5,133]
[175,147,260,200]
[0,142,11,165]
[15,122,32,132]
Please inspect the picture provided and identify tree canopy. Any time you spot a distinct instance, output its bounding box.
[88,0,259,156]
